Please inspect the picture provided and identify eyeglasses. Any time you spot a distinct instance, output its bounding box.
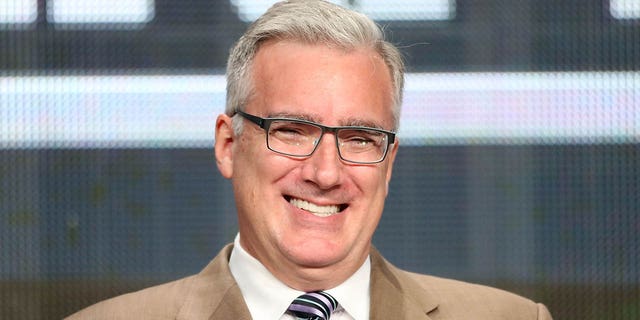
[235,110,396,164]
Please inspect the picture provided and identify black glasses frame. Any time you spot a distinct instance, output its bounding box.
[235,110,396,164]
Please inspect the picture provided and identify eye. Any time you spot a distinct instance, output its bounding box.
[269,121,316,141]
[272,125,304,136]
[343,135,374,147]
[340,130,384,149]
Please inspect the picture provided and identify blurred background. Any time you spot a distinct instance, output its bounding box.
[1,0,638,319]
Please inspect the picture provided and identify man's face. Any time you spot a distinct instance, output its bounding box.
[215,40,398,289]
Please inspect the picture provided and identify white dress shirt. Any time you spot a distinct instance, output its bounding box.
[229,234,370,320]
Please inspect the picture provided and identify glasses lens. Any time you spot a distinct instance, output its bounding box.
[264,118,390,164]
[337,129,388,163]
[267,120,321,156]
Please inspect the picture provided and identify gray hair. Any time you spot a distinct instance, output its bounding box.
[225,0,405,132]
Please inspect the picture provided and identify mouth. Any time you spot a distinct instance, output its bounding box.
[285,196,347,217]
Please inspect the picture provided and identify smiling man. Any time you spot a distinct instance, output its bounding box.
[66,1,552,319]
[217,38,398,294]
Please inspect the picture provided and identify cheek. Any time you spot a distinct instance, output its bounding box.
[235,140,299,189]
[234,135,270,173]
[364,167,387,190]
[351,167,390,200]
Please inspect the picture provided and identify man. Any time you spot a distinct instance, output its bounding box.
[66,1,553,319]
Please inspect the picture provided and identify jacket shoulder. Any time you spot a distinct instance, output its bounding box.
[65,275,197,320]
[400,270,552,319]
[64,244,243,320]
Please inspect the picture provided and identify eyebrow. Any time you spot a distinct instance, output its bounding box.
[267,112,318,123]
[266,112,389,131]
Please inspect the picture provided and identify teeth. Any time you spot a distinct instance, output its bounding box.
[289,198,340,217]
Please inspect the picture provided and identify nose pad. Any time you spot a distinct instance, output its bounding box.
[312,132,340,160]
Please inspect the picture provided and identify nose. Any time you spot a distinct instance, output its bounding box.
[301,132,343,189]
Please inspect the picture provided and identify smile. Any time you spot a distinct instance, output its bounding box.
[288,197,345,217]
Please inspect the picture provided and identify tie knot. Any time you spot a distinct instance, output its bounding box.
[287,291,338,320]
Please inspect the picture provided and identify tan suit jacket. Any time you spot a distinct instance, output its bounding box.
[66,244,552,319]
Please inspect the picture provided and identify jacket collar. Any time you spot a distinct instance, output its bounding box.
[369,247,438,319]
[176,244,252,320]
[176,244,438,319]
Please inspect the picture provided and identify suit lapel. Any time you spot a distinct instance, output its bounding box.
[174,244,439,320]
[369,247,438,320]
[176,244,252,320]
[206,285,252,320]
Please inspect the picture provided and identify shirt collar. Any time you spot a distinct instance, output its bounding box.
[229,234,370,320]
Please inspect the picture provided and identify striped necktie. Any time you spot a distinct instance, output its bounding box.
[287,291,338,320]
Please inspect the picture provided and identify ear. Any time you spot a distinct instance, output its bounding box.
[214,114,235,179]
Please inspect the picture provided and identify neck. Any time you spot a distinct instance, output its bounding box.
[239,237,370,292]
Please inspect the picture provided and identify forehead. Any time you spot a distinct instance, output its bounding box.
[249,40,394,129]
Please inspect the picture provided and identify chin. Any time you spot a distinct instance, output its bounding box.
[285,240,346,267]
